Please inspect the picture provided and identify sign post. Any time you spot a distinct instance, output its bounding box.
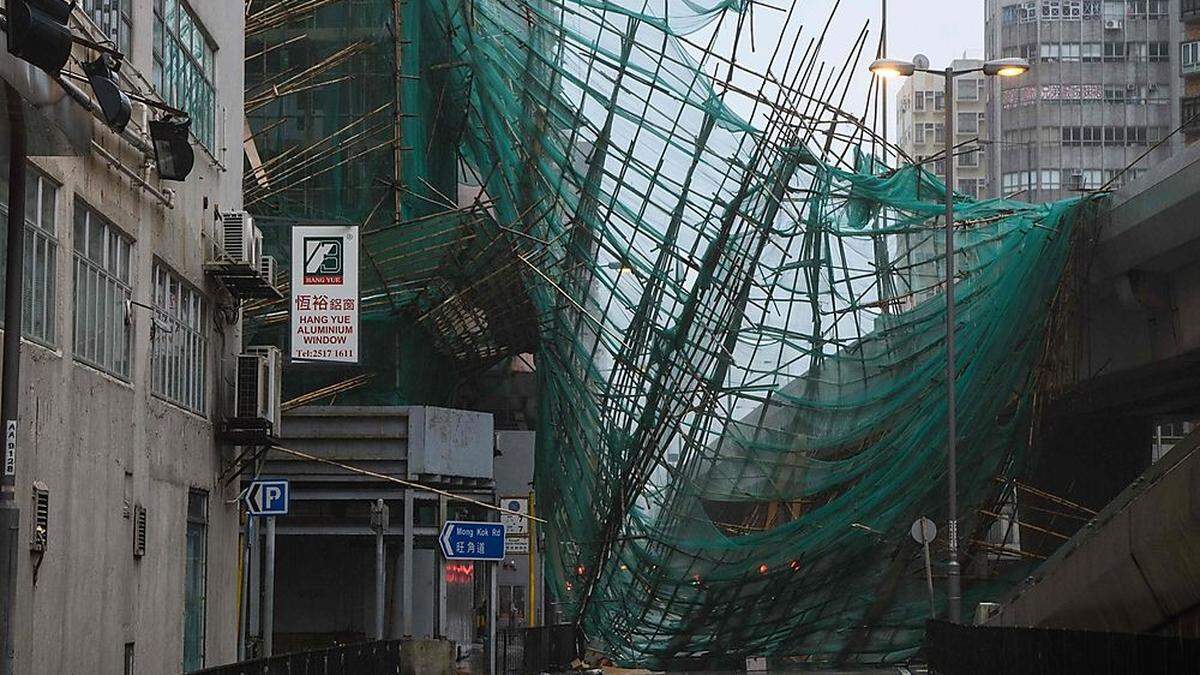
[439,521,505,675]
[243,479,290,517]
[291,225,360,363]
[911,516,938,618]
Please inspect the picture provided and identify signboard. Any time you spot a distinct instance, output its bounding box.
[440,521,506,561]
[499,497,529,535]
[243,479,289,516]
[291,225,359,363]
[505,536,529,555]
[910,517,938,545]
[3,421,14,476]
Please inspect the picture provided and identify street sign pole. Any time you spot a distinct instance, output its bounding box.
[0,82,27,675]
[911,517,938,618]
[489,560,498,675]
[263,516,276,657]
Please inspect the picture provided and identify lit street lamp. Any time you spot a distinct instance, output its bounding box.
[868,55,1030,624]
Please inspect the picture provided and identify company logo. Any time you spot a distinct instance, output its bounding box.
[303,236,343,285]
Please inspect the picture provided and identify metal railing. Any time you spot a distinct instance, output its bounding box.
[188,640,403,675]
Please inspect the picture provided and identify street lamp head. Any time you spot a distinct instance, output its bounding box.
[869,58,917,79]
[982,58,1030,78]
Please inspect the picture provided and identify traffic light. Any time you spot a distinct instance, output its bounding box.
[5,0,73,77]
[149,115,195,181]
[82,54,130,131]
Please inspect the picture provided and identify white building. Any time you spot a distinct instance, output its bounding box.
[1,2,248,673]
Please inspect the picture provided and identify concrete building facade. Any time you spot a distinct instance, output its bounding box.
[896,57,991,200]
[985,0,1182,201]
[1,1,247,673]
[1182,0,1200,142]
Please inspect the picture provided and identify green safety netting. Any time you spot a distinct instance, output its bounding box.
[244,0,1099,666]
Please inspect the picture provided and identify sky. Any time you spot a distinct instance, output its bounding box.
[688,1,985,140]
[885,0,985,71]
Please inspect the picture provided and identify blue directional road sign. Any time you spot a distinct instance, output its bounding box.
[243,479,289,516]
[439,521,506,561]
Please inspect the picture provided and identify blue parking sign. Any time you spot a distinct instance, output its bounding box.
[243,479,289,516]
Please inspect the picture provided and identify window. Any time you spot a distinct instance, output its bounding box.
[914,121,940,145]
[183,490,207,671]
[1126,42,1149,61]
[1083,0,1103,17]
[151,264,206,414]
[1104,85,1127,103]
[82,0,132,55]
[73,203,132,379]
[957,178,984,199]
[957,78,981,102]
[957,112,984,135]
[1002,4,1021,24]
[957,149,981,168]
[1081,42,1102,62]
[1019,0,1038,21]
[0,167,58,347]
[1103,42,1126,61]
[1040,169,1062,191]
[1148,41,1169,63]
[1183,41,1200,74]
[913,91,941,112]
[154,0,217,150]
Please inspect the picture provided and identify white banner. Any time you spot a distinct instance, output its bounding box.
[291,225,360,363]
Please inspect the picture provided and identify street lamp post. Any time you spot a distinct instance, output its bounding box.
[869,56,1030,625]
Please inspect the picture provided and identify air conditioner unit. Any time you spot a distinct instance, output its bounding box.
[236,346,282,432]
[221,211,262,266]
[260,255,277,286]
[1103,18,1122,29]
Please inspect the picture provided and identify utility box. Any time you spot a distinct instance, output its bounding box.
[406,407,493,480]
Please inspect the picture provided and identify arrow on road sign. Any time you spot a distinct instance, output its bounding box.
[242,479,289,516]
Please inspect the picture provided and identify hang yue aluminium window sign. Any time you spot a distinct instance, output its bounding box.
[290,226,359,364]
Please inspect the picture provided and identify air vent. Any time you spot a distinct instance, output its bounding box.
[30,481,48,553]
[133,504,147,558]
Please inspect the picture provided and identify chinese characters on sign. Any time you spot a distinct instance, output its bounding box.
[291,225,359,363]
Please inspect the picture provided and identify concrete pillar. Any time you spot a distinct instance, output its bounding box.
[389,543,404,639]
[373,499,387,640]
[403,489,414,637]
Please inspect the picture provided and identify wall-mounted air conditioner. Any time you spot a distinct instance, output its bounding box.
[221,211,263,266]
[1103,18,1122,29]
[236,346,282,432]
[260,255,277,288]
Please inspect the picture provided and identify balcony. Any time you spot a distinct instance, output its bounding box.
[1183,96,1200,133]
[1186,0,1200,22]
